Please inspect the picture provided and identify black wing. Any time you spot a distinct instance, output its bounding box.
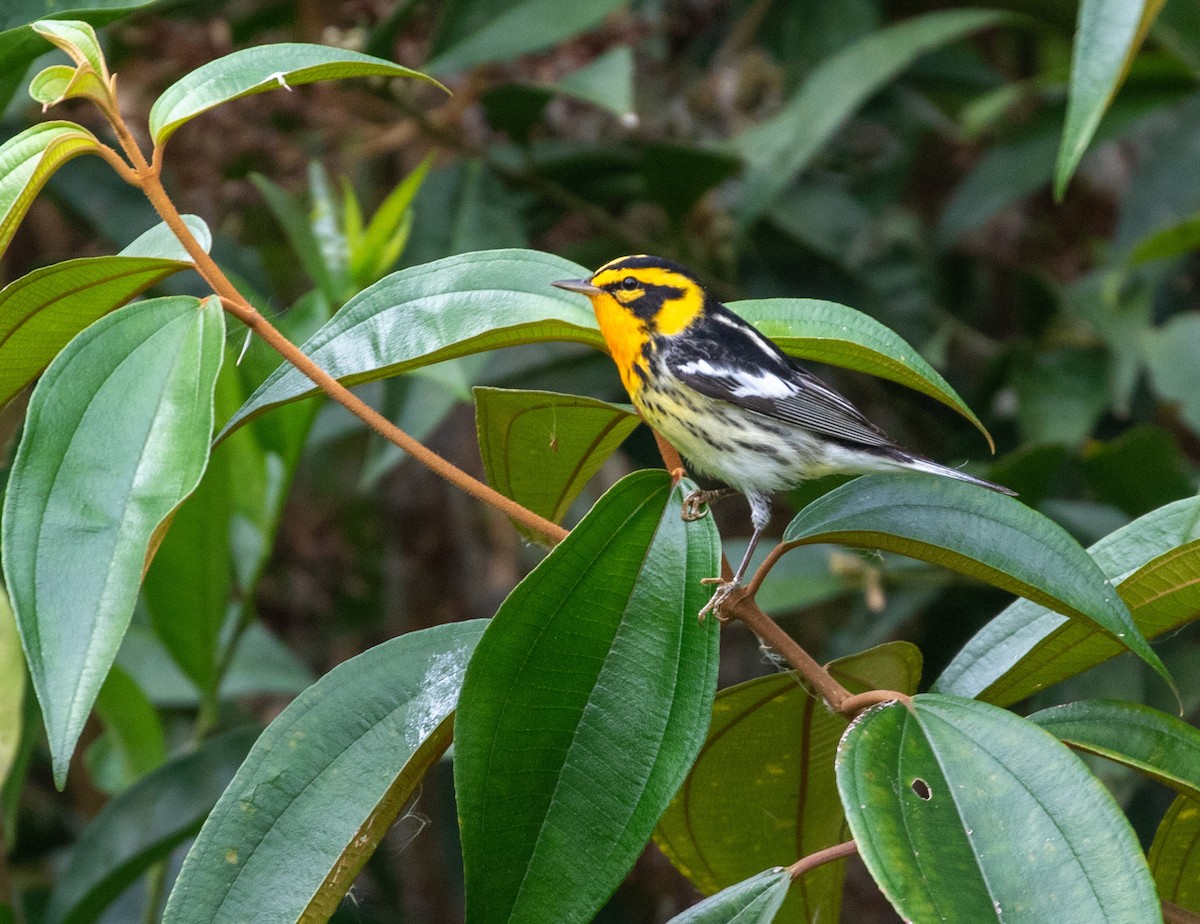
[663,305,898,449]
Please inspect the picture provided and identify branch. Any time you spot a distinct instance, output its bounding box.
[104,105,568,547]
[787,840,857,880]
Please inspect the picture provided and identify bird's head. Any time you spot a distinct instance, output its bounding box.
[552,255,707,336]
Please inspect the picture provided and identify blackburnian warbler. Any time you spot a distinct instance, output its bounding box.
[553,255,1014,618]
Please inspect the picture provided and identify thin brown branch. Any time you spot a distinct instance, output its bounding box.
[101,103,568,546]
[1164,902,1200,924]
[744,541,791,597]
[92,143,139,185]
[787,840,857,880]
[836,689,913,717]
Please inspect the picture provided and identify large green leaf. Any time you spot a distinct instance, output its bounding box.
[43,727,256,924]
[88,665,165,793]
[1151,793,1200,914]
[731,9,1009,230]
[783,473,1173,691]
[838,694,1160,923]
[474,386,639,535]
[149,44,441,145]
[163,621,486,923]
[219,250,599,437]
[654,642,920,923]
[1144,314,1200,434]
[665,869,791,924]
[1055,0,1166,198]
[1,296,225,786]
[935,496,1200,705]
[0,121,98,260]
[1030,700,1200,797]
[455,471,720,924]
[730,299,992,449]
[0,216,209,407]
[426,0,625,75]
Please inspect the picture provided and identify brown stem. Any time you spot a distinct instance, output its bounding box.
[744,541,791,597]
[104,106,568,546]
[1164,902,1200,924]
[787,840,857,880]
[836,689,913,717]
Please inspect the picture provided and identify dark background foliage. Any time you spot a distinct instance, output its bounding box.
[1,0,1198,920]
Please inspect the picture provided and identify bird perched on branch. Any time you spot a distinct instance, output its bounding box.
[553,255,1014,619]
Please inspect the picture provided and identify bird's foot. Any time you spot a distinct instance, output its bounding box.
[681,488,735,522]
[697,577,742,622]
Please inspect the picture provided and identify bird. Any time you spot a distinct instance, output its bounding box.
[552,254,1015,620]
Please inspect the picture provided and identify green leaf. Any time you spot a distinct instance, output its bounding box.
[731,9,1009,231]
[355,155,431,286]
[0,588,23,793]
[219,250,599,438]
[120,213,211,261]
[43,727,256,924]
[1029,700,1200,797]
[665,868,791,924]
[474,386,639,536]
[1130,213,1200,265]
[0,2,160,111]
[0,227,202,406]
[551,46,635,119]
[655,643,920,923]
[148,44,442,145]
[838,694,1160,923]
[935,496,1200,705]
[0,121,98,261]
[1,296,225,786]
[31,19,109,78]
[89,665,166,793]
[731,299,993,450]
[426,0,625,75]
[455,471,720,924]
[162,621,486,923]
[1151,793,1200,913]
[1144,314,1200,434]
[783,473,1173,692]
[1055,0,1165,198]
[29,62,111,109]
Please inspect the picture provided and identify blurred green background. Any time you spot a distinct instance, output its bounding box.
[1,0,1199,920]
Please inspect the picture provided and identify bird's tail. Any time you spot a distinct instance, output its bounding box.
[894,452,1017,497]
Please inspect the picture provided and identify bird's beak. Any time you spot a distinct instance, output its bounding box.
[552,278,603,296]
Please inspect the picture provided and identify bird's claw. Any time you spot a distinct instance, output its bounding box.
[698,578,740,623]
[681,489,711,522]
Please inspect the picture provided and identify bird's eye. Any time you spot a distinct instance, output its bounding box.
[621,276,638,290]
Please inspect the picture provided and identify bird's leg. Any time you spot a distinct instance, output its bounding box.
[681,487,737,522]
[698,491,770,621]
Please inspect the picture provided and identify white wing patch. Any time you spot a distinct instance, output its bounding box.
[677,360,797,399]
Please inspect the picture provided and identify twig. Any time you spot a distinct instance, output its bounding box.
[787,840,857,880]
[102,102,568,547]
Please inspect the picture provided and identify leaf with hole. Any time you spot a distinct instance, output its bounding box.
[149,44,442,145]
[655,642,920,923]
[163,620,486,924]
[1,296,225,786]
[474,386,639,538]
[455,471,720,924]
[838,694,1160,923]
[935,496,1200,705]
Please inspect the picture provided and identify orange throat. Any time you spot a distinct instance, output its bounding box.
[590,292,649,396]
